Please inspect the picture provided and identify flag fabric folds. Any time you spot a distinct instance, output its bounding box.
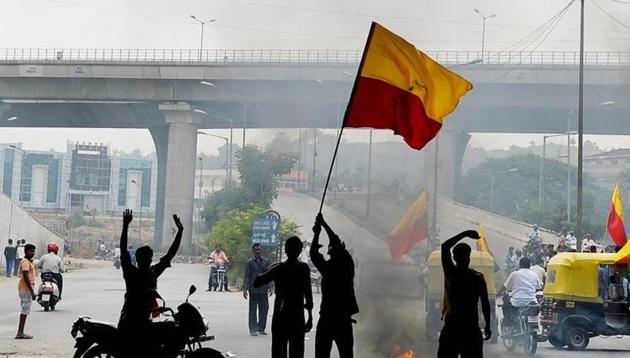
[476,223,494,257]
[607,183,628,247]
[344,22,473,150]
[388,190,429,261]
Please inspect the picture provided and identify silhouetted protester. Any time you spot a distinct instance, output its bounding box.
[16,244,36,339]
[13,239,25,277]
[254,237,313,358]
[311,213,359,358]
[4,239,17,277]
[439,230,491,358]
[117,209,183,356]
[244,243,273,336]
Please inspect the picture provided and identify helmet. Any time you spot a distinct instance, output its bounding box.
[47,242,59,254]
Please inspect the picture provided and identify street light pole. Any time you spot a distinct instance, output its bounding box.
[366,130,373,217]
[197,156,203,251]
[576,0,585,251]
[474,9,496,62]
[539,136,547,207]
[190,15,215,61]
[312,129,317,191]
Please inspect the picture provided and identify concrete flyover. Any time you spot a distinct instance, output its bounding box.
[1,48,629,250]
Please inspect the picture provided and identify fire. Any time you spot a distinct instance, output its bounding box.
[390,344,417,358]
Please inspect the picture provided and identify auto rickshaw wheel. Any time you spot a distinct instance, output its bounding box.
[564,326,589,351]
[547,335,565,348]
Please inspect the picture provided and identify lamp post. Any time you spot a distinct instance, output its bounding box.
[576,0,586,251]
[474,9,496,62]
[130,179,142,242]
[312,129,317,191]
[194,107,234,184]
[366,130,373,217]
[490,168,518,213]
[197,156,203,251]
[190,15,215,61]
[197,131,229,179]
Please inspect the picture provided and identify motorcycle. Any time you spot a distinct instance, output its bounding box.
[71,285,223,358]
[209,260,228,292]
[498,292,541,356]
[37,273,60,311]
[113,257,121,270]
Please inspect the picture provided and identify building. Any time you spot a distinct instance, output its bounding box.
[0,142,157,214]
[193,168,238,207]
[277,170,309,191]
[585,149,630,190]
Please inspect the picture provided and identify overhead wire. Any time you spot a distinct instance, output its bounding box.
[591,0,630,31]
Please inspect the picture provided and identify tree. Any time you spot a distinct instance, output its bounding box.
[208,206,300,286]
[457,154,608,237]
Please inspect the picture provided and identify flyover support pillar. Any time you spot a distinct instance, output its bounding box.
[157,102,202,252]
[425,129,471,200]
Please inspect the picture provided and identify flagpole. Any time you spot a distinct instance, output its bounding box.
[318,22,377,213]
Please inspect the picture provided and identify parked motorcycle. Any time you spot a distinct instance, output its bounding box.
[498,292,541,356]
[37,273,60,311]
[71,285,223,358]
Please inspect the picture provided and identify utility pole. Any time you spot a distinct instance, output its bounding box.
[312,129,317,191]
[474,9,496,62]
[197,156,203,250]
[366,130,373,217]
[576,0,585,251]
[297,129,302,191]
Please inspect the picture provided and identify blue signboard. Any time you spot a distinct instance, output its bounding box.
[251,210,282,246]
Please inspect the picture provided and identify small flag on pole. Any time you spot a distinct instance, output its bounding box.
[388,190,429,261]
[344,22,472,150]
[476,223,494,257]
[607,183,628,247]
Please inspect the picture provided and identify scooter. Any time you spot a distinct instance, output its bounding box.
[37,273,60,311]
[71,285,223,358]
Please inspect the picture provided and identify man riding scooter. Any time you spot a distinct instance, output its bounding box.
[498,257,542,331]
[38,242,66,299]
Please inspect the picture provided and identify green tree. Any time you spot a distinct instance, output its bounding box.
[457,154,608,236]
[208,206,300,286]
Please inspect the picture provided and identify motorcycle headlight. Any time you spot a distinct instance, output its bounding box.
[203,318,209,331]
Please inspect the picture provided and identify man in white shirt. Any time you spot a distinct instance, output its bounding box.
[529,257,546,285]
[566,232,577,251]
[500,257,542,330]
[38,242,66,299]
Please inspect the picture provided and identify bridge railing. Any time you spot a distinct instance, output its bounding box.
[1,48,630,65]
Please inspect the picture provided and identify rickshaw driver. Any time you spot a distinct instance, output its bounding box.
[438,230,492,358]
[498,257,542,331]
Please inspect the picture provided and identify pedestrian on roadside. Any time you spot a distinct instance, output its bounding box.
[243,243,273,336]
[13,239,25,277]
[255,237,313,358]
[4,239,17,277]
[15,243,37,339]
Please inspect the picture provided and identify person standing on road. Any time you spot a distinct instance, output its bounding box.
[255,237,313,358]
[4,239,17,277]
[438,230,492,358]
[310,213,359,358]
[13,239,25,277]
[37,242,66,299]
[243,243,273,336]
[15,243,37,339]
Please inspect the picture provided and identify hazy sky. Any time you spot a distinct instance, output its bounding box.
[1,0,630,154]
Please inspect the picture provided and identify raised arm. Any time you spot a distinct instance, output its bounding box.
[162,215,183,263]
[441,230,480,273]
[316,213,342,248]
[120,209,133,268]
[310,218,326,272]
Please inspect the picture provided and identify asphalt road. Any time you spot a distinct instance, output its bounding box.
[1,192,629,357]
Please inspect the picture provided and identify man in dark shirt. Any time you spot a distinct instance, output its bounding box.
[255,237,313,358]
[311,213,359,358]
[4,239,17,278]
[117,209,183,352]
[439,230,491,358]
[243,243,273,336]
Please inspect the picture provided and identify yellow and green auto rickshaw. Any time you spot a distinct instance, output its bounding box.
[425,250,498,343]
[541,252,630,350]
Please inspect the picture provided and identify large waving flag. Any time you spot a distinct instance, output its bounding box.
[344,22,472,150]
[389,190,429,261]
[607,183,628,247]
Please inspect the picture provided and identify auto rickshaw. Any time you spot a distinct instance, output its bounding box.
[425,249,498,343]
[541,252,630,350]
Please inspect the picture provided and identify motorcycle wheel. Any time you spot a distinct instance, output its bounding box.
[524,332,538,356]
[82,345,115,358]
[186,348,224,358]
[500,319,516,352]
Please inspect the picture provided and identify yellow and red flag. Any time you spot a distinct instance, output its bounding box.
[388,190,429,261]
[476,223,494,257]
[344,22,472,150]
[607,183,628,247]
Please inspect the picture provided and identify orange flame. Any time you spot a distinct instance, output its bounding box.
[390,344,416,358]
[398,352,416,358]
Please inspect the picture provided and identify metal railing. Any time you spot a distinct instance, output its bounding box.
[0,48,629,65]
